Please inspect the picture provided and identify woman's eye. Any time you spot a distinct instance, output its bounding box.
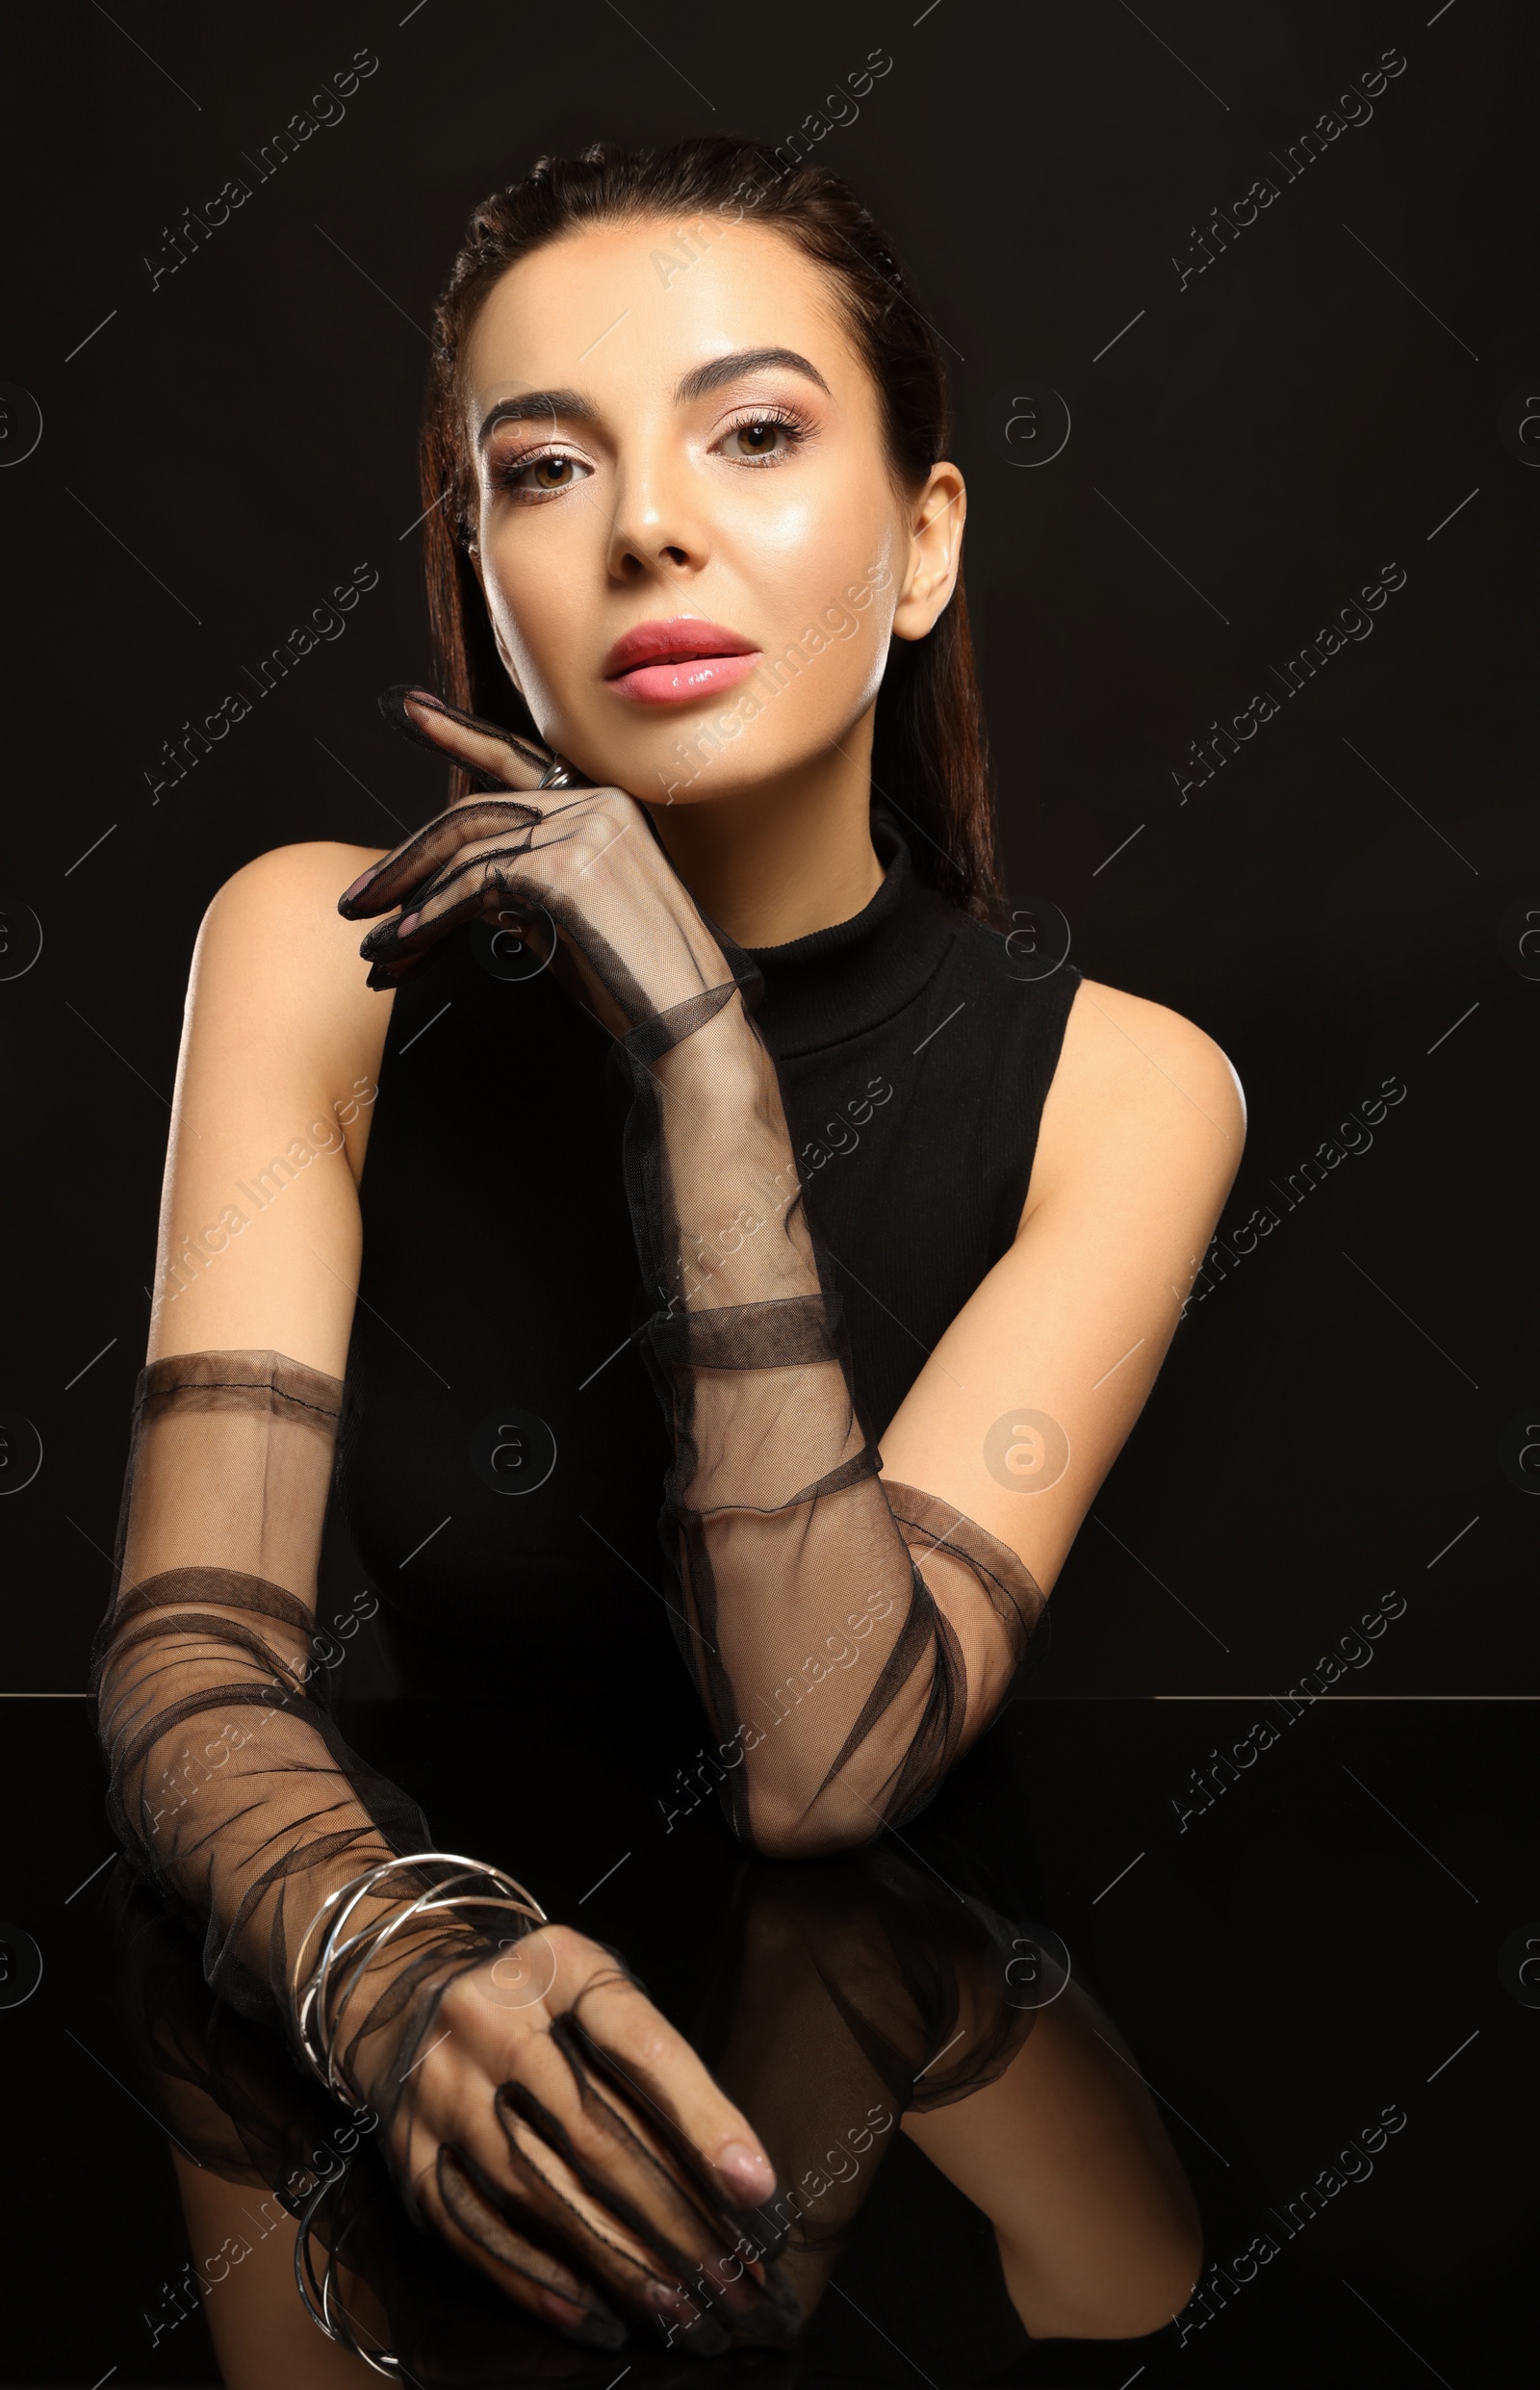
[497,451,591,497]
[719,414,805,463]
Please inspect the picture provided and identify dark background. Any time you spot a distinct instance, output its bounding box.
[4,0,1534,1694]
[2,4,1537,2382]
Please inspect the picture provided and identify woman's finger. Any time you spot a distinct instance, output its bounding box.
[496,2059,726,2295]
[532,1968,801,2337]
[364,947,434,993]
[415,1977,730,2342]
[492,2093,729,2350]
[380,683,563,791]
[446,2037,732,2350]
[560,2011,781,2246]
[339,798,543,921]
[450,1954,792,2347]
[526,2025,799,2343]
[433,2144,628,2350]
[356,842,543,962]
[561,1961,778,2212]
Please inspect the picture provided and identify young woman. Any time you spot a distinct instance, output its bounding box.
[92,139,1230,2371]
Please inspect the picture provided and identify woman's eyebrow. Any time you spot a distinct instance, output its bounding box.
[475,349,831,448]
[476,391,595,446]
[674,347,832,404]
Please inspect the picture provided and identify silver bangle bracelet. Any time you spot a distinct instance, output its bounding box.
[294,2157,402,2376]
[290,1851,547,2104]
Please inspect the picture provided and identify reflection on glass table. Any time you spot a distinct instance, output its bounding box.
[115,1824,1199,2385]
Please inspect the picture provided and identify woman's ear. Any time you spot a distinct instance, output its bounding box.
[891,464,966,643]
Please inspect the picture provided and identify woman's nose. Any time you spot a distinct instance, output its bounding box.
[604,449,709,585]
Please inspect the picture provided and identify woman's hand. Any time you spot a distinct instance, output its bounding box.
[377,1920,797,2355]
[339,688,737,1043]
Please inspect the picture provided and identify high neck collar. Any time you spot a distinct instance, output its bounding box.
[738,807,957,1059]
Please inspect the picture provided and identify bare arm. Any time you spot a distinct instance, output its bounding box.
[97,842,790,2353]
[878,977,1245,1609]
[147,838,391,1370]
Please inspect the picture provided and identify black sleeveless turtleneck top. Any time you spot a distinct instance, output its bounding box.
[338,808,1080,1695]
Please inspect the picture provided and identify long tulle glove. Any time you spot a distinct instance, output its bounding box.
[89,1349,797,2353]
[346,693,1047,1860]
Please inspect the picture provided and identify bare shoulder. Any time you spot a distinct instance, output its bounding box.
[1025,976,1245,1221]
[195,839,387,1011]
[190,837,389,1067]
[151,842,393,1367]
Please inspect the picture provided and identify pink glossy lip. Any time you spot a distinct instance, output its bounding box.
[602,616,761,707]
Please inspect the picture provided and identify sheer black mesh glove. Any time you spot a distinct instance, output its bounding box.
[700,1838,1054,2326]
[107,1811,1061,2377]
[89,1351,797,2354]
[617,968,1046,1855]
[86,1356,560,2185]
[346,692,1049,1861]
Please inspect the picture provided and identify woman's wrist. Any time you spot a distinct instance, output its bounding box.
[290,1852,548,2105]
[649,1003,824,1314]
[655,990,783,1115]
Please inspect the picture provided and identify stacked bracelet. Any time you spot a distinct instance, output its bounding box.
[289,1851,547,2104]
[294,2157,402,2377]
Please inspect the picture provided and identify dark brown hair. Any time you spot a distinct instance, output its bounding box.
[419,137,1005,925]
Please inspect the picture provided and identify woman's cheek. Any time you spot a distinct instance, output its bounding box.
[481,494,601,655]
[730,485,876,622]
[744,604,890,768]
[484,570,583,729]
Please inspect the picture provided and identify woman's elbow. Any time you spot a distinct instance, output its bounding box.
[733,1776,888,1862]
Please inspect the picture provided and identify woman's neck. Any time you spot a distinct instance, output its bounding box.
[642,718,884,947]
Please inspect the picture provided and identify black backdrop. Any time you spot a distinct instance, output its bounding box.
[3,6,1538,2385]
[4,0,1531,1691]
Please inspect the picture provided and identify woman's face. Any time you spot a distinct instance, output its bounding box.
[461,215,962,806]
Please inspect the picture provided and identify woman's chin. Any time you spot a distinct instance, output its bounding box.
[541,681,874,810]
